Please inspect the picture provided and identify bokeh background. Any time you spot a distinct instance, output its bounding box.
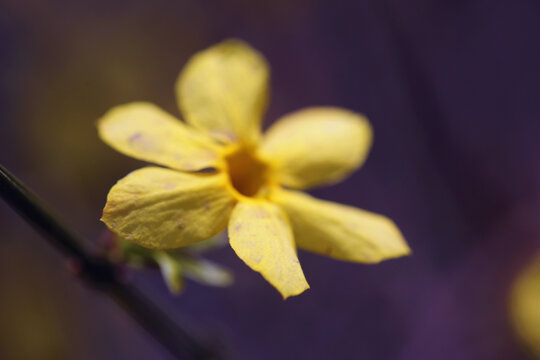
[2,1,540,359]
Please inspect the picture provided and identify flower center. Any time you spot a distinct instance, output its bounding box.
[224,147,271,198]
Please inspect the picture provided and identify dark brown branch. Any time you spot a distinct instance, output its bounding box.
[0,164,227,360]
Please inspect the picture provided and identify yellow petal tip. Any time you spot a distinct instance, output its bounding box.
[280,283,310,300]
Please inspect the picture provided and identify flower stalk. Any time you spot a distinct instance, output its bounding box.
[0,164,227,360]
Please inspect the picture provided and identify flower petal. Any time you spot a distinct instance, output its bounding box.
[176,39,269,146]
[98,102,220,171]
[272,190,410,263]
[260,107,372,189]
[102,167,236,249]
[228,201,309,299]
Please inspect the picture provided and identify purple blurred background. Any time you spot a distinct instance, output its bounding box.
[1,1,540,359]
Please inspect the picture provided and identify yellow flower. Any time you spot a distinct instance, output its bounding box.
[98,39,410,298]
[510,255,540,356]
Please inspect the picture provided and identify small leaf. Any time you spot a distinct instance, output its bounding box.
[113,234,233,294]
[153,251,184,294]
[181,257,234,287]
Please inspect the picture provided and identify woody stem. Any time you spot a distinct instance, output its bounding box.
[0,164,227,360]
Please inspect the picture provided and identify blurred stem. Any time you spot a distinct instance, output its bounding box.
[0,164,225,360]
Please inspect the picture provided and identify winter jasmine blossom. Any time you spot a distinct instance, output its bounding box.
[98,39,410,298]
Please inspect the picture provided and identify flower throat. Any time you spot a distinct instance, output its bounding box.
[224,147,270,197]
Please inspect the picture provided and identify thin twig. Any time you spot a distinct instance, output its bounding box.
[0,164,226,360]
